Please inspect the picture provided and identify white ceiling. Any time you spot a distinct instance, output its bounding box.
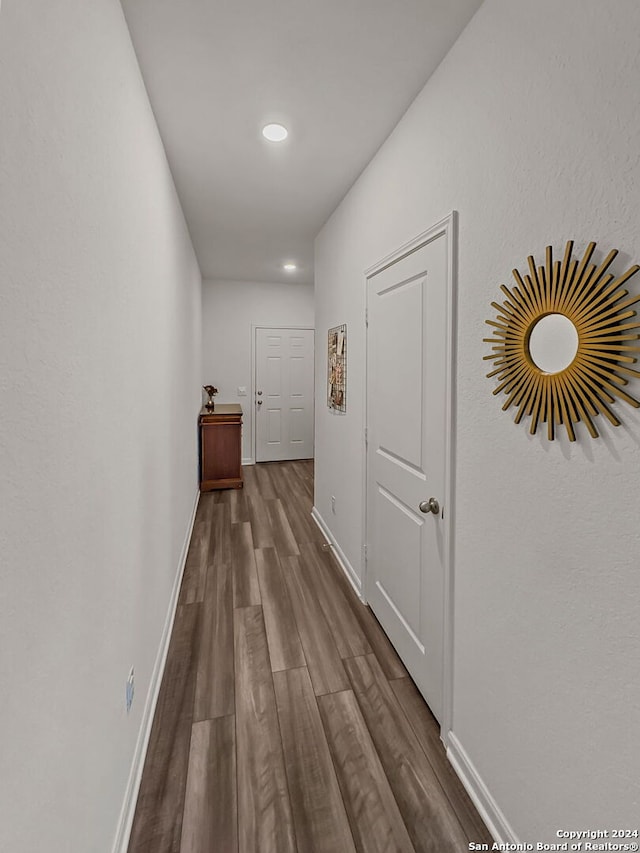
[120,0,483,284]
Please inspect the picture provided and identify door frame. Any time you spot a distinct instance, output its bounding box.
[251,324,315,465]
[363,211,458,743]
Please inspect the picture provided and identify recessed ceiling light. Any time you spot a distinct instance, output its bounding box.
[283,263,297,272]
[262,123,288,142]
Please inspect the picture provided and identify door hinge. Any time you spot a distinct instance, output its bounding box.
[363,543,368,562]
[365,307,369,328]
[364,427,368,446]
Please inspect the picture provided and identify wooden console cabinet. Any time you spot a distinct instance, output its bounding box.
[199,404,243,491]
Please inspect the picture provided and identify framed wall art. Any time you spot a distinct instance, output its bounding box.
[328,324,347,412]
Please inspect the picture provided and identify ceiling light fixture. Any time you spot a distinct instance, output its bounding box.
[262,123,288,142]
[283,263,297,272]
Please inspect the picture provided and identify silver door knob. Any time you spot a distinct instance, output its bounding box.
[257,390,263,396]
[419,498,439,515]
[257,400,263,406]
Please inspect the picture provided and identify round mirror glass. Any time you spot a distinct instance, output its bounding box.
[528,313,579,373]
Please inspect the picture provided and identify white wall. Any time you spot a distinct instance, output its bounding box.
[315,0,640,842]
[202,279,314,462]
[0,3,202,852]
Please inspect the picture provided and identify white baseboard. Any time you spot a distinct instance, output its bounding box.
[311,507,364,600]
[242,457,255,466]
[111,488,201,853]
[446,732,517,845]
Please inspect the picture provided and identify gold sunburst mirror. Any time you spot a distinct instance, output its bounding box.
[484,241,640,440]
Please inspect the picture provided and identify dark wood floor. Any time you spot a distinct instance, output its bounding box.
[128,461,492,853]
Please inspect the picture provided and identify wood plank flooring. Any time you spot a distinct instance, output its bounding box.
[128,460,492,853]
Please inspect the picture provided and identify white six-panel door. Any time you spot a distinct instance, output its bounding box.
[255,327,315,462]
[366,218,454,725]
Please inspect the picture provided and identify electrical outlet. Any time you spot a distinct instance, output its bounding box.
[126,667,135,713]
[331,495,336,514]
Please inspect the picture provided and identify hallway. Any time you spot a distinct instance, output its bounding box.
[128,462,491,853]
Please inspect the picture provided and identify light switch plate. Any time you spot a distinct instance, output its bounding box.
[237,386,247,396]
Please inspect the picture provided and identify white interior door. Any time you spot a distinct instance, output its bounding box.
[255,327,315,462]
[366,221,453,724]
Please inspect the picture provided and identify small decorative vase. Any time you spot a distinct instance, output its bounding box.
[203,385,218,412]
